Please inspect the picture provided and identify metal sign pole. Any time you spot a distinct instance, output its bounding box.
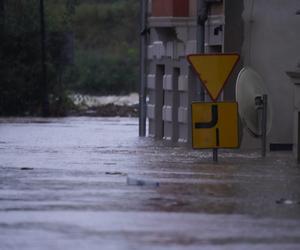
[139,0,148,137]
[297,111,300,164]
[261,94,268,157]
[213,148,218,162]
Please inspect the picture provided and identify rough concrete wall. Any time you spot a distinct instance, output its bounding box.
[242,0,300,144]
[146,10,198,142]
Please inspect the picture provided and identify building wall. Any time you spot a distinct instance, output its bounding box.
[147,0,199,143]
[224,0,300,148]
[146,0,300,149]
[146,0,225,143]
[242,0,300,145]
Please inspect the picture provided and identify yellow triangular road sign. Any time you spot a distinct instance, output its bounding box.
[187,53,240,101]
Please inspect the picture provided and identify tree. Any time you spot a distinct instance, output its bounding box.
[0,0,75,116]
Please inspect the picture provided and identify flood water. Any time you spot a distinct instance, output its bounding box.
[1,117,300,250]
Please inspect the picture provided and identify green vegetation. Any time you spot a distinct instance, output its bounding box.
[71,48,138,95]
[0,0,139,116]
[0,0,61,116]
[70,0,139,95]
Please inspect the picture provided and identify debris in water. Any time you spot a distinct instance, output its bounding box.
[127,176,160,187]
[276,198,300,205]
[20,167,34,171]
[104,163,117,166]
[105,171,125,176]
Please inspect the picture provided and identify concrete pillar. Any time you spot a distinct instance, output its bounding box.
[172,68,180,142]
[162,74,173,140]
[155,65,165,139]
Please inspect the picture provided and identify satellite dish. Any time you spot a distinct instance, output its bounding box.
[236,67,272,137]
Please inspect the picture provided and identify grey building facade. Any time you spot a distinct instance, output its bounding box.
[143,0,300,150]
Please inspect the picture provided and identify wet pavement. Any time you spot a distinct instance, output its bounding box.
[1,117,300,250]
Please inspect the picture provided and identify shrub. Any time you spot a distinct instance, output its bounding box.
[69,47,138,95]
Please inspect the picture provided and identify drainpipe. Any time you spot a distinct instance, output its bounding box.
[197,0,208,101]
[139,0,148,137]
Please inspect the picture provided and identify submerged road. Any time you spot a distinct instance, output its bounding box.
[0,117,300,250]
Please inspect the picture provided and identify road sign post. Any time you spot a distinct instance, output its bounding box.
[187,53,240,162]
[191,102,239,149]
[187,53,240,102]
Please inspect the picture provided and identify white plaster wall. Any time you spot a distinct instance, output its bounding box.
[242,0,300,144]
